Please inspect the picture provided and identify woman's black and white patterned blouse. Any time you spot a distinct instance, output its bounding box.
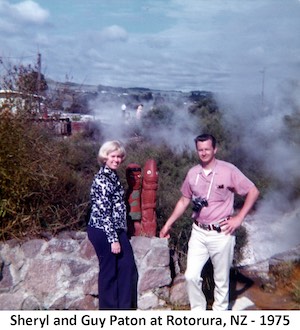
[88,165,127,243]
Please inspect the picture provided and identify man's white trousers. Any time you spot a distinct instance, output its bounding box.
[185,223,235,311]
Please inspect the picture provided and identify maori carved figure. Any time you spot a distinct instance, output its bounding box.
[126,163,142,236]
[141,159,158,237]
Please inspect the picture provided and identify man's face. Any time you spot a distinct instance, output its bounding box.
[196,139,217,166]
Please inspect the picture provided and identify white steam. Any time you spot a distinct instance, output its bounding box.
[216,79,300,263]
[240,194,300,265]
[89,95,198,151]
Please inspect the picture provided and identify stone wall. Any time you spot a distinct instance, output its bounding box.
[0,231,189,310]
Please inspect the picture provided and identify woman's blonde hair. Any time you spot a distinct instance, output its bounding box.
[97,140,126,164]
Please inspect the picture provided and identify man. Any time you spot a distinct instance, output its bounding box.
[160,133,259,310]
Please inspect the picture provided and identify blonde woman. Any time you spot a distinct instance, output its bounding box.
[87,140,137,309]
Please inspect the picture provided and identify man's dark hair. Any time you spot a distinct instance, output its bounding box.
[194,134,217,149]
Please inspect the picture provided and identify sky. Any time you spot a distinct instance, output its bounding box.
[0,0,300,95]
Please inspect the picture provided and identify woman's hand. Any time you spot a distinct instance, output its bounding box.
[111,242,121,254]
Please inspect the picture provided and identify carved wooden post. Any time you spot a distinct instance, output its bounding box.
[126,163,142,236]
[141,159,158,237]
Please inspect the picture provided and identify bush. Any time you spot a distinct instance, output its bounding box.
[0,111,98,240]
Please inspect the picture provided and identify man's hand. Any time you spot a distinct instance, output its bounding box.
[159,196,190,239]
[159,224,171,239]
[222,185,259,235]
[221,216,243,235]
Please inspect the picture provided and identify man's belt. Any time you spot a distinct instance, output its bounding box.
[194,217,230,233]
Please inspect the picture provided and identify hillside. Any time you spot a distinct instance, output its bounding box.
[46,79,213,115]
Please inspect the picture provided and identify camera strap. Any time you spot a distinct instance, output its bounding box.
[206,171,215,201]
[195,171,215,201]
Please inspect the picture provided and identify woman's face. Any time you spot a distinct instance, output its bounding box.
[106,150,123,170]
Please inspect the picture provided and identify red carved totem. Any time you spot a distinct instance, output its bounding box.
[126,159,159,237]
[126,163,142,236]
[141,159,158,237]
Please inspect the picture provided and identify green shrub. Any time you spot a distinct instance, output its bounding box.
[0,111,98,240]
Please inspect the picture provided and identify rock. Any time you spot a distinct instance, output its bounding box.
[131,236,172,294]
[0,232,173,310]
[21,295,42,310]
[0,292,24,310]
[269,244,300,267]
[137,291,160,310]
[1,229,298,310]
[237,245,300,293]
[169,274,189,307]
[0,263,13,293]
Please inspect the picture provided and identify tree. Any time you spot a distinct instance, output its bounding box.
[142,104,175,129]
[0,58,48,117]
[16,67,48,95]
[0,58,48,95]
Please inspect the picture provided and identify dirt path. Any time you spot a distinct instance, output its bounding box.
[232,266,300,310]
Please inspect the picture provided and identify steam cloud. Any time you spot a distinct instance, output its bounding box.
[89,95,198,150]
[216,80,300,262]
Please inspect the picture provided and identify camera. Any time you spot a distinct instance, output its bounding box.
[192,197,208,213]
